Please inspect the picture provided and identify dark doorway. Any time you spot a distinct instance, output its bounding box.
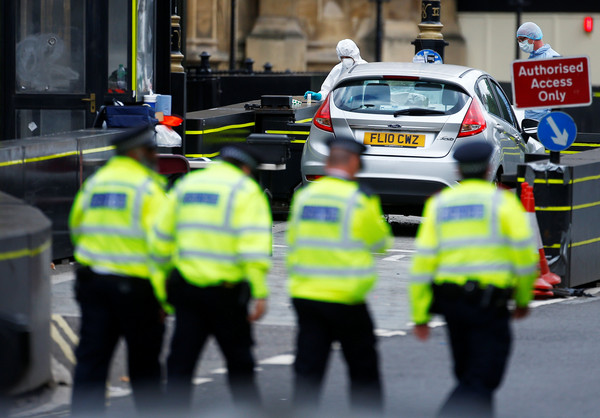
[0,0,162,141]
[2,1,109,140]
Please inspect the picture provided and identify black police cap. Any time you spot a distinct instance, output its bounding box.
[220,143,263,171]
[453,140,494,174]
[111,124,156,152]
[326,136,366,155]
[453,140,494,163]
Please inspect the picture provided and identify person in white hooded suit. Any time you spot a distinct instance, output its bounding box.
[304,39,367,101]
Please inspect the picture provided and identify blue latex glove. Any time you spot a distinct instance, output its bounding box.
[304,91,322,101]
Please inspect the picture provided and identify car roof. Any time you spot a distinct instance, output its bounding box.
[342,62,486,83]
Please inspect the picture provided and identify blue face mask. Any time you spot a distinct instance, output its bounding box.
[519,40,534,53]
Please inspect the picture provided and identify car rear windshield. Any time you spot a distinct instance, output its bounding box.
[332,79,469,116]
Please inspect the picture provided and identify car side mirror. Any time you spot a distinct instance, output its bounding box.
[521,118,539,143]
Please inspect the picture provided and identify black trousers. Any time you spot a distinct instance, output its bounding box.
[436,299,512,418]
[165,273,261,415]
[71,267,165,417]
[292,298,383,416]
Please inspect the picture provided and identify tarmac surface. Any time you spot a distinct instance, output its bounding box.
[8,216,600,417]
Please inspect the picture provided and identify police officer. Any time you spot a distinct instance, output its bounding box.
[286,136,392,415]
[149,144,272,415]
[304,39,367,101]
[409,140,539,417]
[69,125,167,416]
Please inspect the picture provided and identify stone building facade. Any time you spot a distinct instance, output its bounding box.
[184,0,465,71]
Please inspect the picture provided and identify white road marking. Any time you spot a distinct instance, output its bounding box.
[52,314,80,345]
[375,329,407,337]
[193,377,213,385]
[50,323,77,365]
[107,386,132,398]
[382,254,407,262]
[259,354,295,365]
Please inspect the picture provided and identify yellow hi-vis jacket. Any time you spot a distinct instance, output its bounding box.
[69,155,167,279]
[149,161,272,301]
[286,176,392,305]
[409,179,539,324]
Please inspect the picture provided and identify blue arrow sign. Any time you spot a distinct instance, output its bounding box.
[412,49,443,64]
[537,112,577,152]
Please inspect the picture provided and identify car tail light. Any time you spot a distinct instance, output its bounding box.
[306,174,324,181]
[313,94,333,132]
[458,99,487,137]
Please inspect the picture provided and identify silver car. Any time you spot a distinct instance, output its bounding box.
[301,62,528,215]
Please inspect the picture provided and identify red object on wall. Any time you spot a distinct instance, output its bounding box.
[583,16,594,33]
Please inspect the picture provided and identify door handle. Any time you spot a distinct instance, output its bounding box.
[81,93,96,113]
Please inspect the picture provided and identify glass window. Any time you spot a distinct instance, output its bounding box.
[16,109,85,138]
[15,0,85,94]
[490,80,519,128]
[333,79,468,116]
[108,0,129,94]
[136,0,155,95]
[476,78,502,119]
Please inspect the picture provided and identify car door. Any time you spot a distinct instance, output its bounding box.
[475,77,526,174]
[488,77,528,170]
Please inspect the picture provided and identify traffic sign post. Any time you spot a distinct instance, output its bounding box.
[537,111,578,163]
[512,56,592,110]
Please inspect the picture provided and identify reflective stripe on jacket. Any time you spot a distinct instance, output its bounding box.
[409,179,538,324]
[69,156,167,279]
[286,176,392,304]
[150,161,272,299]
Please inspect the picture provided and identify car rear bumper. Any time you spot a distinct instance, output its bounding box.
[360,177,449,205]
[301,151,460,214]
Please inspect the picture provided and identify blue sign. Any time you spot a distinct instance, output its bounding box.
[412,49,443,64]
[537,112,577,152]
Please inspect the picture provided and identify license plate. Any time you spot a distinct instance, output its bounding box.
[363,132,425,147]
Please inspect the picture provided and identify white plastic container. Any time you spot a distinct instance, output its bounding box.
[143,94,158,109]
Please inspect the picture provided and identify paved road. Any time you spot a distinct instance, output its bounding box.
[10,216,600,417]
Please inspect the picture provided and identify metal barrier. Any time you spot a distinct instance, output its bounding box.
[518,141,600,287]
[0,130,123,259]
[185,96,320,212]
[0,192,52,394]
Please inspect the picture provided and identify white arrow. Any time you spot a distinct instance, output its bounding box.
[547,116,569,146]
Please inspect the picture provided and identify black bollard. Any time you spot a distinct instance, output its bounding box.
[199,51,212,74]
[243,58,255,74]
